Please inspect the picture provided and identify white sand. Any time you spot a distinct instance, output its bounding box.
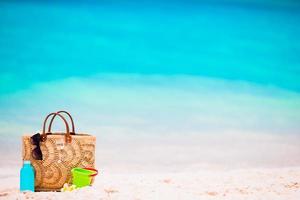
[1,134,300,199]
[0,167,300,199]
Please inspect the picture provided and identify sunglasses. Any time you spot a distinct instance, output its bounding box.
[30,133,43,160]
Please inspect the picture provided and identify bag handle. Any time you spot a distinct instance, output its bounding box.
[41,112,72,143]
[48,110,75,134]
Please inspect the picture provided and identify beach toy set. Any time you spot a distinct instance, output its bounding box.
[60,167,98,192]
[71,168,98,188]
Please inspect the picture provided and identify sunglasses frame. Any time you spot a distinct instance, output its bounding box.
[31,133,43,160]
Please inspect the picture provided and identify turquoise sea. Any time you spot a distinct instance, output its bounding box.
[1,0,300,92]
[0,1,300,165]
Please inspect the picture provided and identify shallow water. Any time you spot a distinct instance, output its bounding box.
[1,0,300,93]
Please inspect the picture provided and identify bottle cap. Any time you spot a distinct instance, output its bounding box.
[24,160,31,164]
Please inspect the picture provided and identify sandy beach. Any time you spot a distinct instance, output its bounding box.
[1,167,300,199]
[1,134,300,199]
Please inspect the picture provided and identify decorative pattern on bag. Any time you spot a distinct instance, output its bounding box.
[22,111,96,191]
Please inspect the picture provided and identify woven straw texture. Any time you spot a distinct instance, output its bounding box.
[22,133,96,191]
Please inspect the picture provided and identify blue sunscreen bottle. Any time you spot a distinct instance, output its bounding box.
[20,160,35,192]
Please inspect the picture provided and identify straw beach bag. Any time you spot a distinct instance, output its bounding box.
[22,111,96,191]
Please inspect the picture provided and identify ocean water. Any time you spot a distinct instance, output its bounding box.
[0,0,300,168]
[1,0,300,93]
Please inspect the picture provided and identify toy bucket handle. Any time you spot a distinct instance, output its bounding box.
[84,168,98,177]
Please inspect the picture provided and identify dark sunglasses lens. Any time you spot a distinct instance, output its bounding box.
[32,147,43,160]
[30,137,36,145]
[31,133,41,145]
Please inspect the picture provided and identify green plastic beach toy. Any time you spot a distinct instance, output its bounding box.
[71,167,98,188]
